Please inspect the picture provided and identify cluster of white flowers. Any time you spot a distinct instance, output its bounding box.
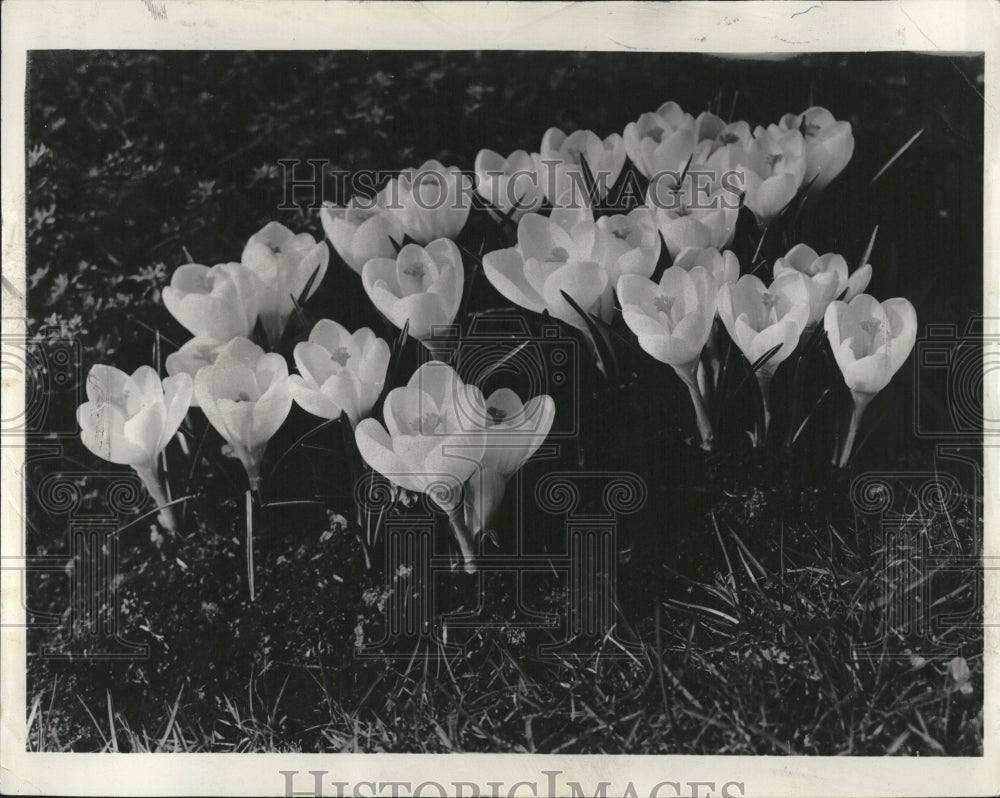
[77,97,916,581]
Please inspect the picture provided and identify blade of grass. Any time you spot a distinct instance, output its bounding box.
[870,129,924,186]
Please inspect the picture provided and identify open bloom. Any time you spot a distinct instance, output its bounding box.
[464,388,555,536]
[825,294,917,399]
[647,172,740,258]
[320,197,403,275]
[362,238,464,343]
[77,365,192,531]
[241,222,330,349]
[718,274,810,434]
[536,127,626,203]
[474,149,546,222]
[288,319,389,424]
[732,126,806,227]
[162,261,261,343]
[618,266,717,448]
[483,210,605,331]
[825,294,917,466]
[193,337,293,488]
[384,160,473,244]
[623,102,698,179]
[718,274,810,377]
[777,107,854,191]
[355,362,486,568]
[772,243,872,327]
[592,208,661,318]
[483,204,657,332]
[165,336,268,409]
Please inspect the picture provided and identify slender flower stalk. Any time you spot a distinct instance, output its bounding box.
[838,391,873,468]
[674,360,714,451]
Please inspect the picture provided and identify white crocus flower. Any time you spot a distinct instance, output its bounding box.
[732,126,807,228]
[193,337,293,491]
[384,160,473,244]
[623,102,698,179]
[162,261,261,343]
[718,274,810,433]
[474,149,546,222]
[288,319,389,425]
[777,107,855,191]
[362,238,464,345]
[77,365,192,532]
[824,294,917,466]
[618,266,718,449]
[464,388,555,537]
[241,222,330,349]
[772,243,872,327]
[536,127,626,203]
[320,197,403,275]
[355,362,486,571]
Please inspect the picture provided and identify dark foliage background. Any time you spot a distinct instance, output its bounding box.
[23,51,984,754]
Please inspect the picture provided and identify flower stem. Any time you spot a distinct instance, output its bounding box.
[675,362,714,451]
[245,488,256,601]
[837,392,873,468]
[446,508,478,574]
[133,464,177,534]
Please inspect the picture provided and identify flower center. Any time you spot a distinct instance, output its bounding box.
[418,412,443,433]
[611,227,631,241]
[718,132,740,145]
[653,294,675,315]
[234,391,252,403]
[486,406,508,425]
[330,346,351,367]
[860,318,883,338]
[762,291,779,313]
[647,126,665,144]
[766,153,784,169]
[268,243,282,254]
[547,247,570,263]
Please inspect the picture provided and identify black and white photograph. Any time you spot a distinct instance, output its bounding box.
[2,1,998,796]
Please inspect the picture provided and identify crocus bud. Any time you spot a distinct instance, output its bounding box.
[288,319,390,425]
[362,238,464,343]
[320,198,402,275]
[162,262,261,343]
[474,149,545,222]
[779,107,855,191]
[241,222,330,349]
[77,365,192,531]
[193,337,292,489]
